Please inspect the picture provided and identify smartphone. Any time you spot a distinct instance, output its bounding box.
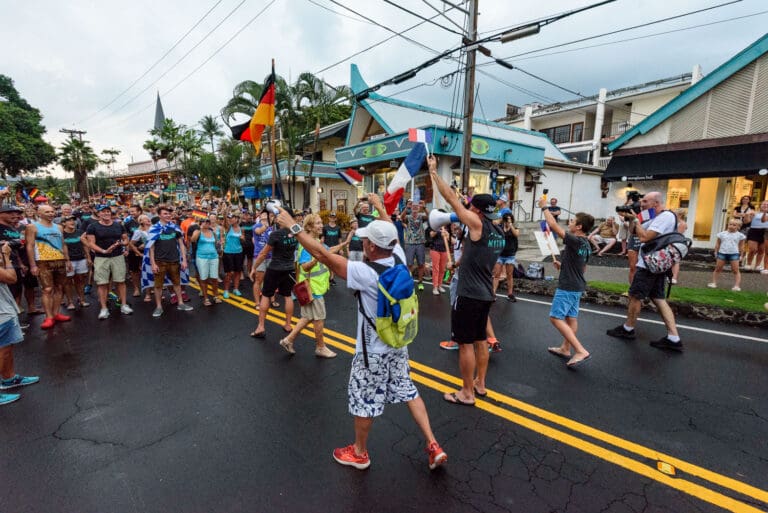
[543,188,549,195]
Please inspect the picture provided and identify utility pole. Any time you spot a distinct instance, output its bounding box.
[460,0,478,193]
[60,128,90,200]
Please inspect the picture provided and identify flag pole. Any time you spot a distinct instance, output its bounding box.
[269,59,277,201]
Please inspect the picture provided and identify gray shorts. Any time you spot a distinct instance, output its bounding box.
[300,296,326,320]
[348,349,418,418]
[405,243,425,266]
[256,258,271,273]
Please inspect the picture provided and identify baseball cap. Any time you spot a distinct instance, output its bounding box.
[0,205,23,213]
[471,194,499,219]
[355,220,398,250]
[497,194,508,203]
[96,204,111,212]
[329,211,336,217]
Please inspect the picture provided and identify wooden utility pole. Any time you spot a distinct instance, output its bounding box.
[460,0,478,193]
[60,128,89,200]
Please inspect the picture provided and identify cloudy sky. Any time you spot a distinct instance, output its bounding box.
[2,0,766,175]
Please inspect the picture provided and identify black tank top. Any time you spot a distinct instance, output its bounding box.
[457,216,504,301]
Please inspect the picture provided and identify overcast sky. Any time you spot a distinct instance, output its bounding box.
[2,0,766,176]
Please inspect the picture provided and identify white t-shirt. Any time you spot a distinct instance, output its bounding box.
[716,230,746,255]
[346,245,406,355]
[637,210,677,270]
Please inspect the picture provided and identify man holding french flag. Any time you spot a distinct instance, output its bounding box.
[382,129,432,215]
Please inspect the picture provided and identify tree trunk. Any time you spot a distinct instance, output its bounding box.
[75,169,88,201]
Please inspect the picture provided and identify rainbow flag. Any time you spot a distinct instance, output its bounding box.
[149,191,160,200]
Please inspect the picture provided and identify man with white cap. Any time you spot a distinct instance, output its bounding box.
[275,193,447,472]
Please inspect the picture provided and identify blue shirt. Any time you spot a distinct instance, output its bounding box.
[196,231,218,260]
[224,227,243,254]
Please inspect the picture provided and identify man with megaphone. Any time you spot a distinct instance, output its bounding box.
[428,156,504,407]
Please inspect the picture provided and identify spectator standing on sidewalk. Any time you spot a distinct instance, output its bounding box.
[427,224,450,295]
[0,241,38,405]
[670,209,688,284]
[492,213,519,301]
[345,219,363,262]
[708,218,746,291]
[429,156,504,406]
[85,205,131,320]
[147,205,193,318]
[401,205,427,291]
[274,195,447,471]
[744,200,768,272]
[607,192,683,351]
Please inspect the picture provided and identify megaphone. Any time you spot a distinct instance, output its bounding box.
[429,209,459,230]
[264,199,281,215]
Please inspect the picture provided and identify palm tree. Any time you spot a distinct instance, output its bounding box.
[101,148,120,176]
[58,138,99,200]
[142,138,162,170]
[178,128,204,177]
[199,115,224,154]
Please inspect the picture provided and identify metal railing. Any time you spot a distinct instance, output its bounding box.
[510,200,531,222]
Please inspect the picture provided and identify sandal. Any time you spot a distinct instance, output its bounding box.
[203,299,212,306]
[143,296,152,302]
[214,297,222,304]
[250,330,266,339]
[271,300,279,308]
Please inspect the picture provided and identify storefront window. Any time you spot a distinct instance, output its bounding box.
[667,179,692,209]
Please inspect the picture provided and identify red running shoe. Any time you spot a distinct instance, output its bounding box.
[333,444,370,470]
[40,318,56,330]
[53,314,71,322]
[426,441,448,470]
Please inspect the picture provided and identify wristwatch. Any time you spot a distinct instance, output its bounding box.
[289,223,303,235]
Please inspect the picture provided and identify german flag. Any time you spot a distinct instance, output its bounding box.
[192,209,207,221]
[231,121,252,143]
[28,188,40,199]
[149,191,160,200]
[247,66,276,154]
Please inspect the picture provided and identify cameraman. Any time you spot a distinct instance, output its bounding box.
[616,192,642,283]
[607,192,682,351]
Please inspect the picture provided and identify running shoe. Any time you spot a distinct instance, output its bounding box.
[222,291,230,299]
[108,292,120,306]
[0,374,39,390]
[84,285,92,295]
[181,291,190,302]
[177,303,194,311]
[315,346,337,358]
[417,282,424,291]
[650,336,684,352]
[439,341,459,350]
[426,441,448,470]
[120,304,133,315]
[233,289,242,297]
[333,445,370,470]
[507,294,517,302]
[98,308,110,320]
[0,393,20,405]
[53,314,71,322]
[152,308,163,318]
[606,324,636,340]
[40,318,55,330]
[432,289,440,295]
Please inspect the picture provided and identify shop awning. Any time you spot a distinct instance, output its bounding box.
[604,137,768,181]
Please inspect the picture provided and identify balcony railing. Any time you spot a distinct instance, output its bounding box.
[605,121,634,138]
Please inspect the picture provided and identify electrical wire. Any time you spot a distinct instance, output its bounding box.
[305,0,374,24]
[77,0,226,125]
[380,0,463,36]
[419,0,466,33]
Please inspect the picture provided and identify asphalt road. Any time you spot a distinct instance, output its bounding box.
[1,280,766,513]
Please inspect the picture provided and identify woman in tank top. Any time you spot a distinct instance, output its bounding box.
[222,214,245,298]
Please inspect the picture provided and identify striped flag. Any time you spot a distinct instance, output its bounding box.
[149,191,160,200]
[248,66,276,154]
[231,121,253,143]
[336,168,363,186]
[192,209,208,221]
[383,143,427,215]
[28,188,40,199]
[408,128,433,144]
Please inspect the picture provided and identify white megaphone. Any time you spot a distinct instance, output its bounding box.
[264,199,281,215]
[428,209,459,231]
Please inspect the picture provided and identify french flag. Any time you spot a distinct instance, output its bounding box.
[336,167,363,186]
[408,128,433,144]
[383,143,427,215]
[638,208,656,223]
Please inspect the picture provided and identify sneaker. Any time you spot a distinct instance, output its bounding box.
[333,444,370,470]
[417,282,424,291]
[438,285,446,293]
[53,313,71,322]
[84,284,92,295]
[152,307,163,318]
[606,324,636,340]
[177,303,194,312]
[432,288,440,295]
[507,294,517,302]
[0,374,40,390]
[0,393,20,405]
[757,266,765,272]
[650,336,684,352]
[98,308,110,320]
[108,292,121,306]
[439,341,459,350]
[223,291,230,299]
[732,286,741,291]
[761,270,768,275]
[40,318,56,330]
[81,301,91,307]
[279,338,295,355]
[233,289,242,297]
[181,291,190,302]
[170,294,178,305]
[707,283,717,289]
[329,278,337,285]
[315,346,337,358]
[670,279,678,284]
[120,304,133,315]
[743,265,753,271]
[426,441,447,470]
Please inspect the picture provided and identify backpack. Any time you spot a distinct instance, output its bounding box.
[526,262,545,279]
[640,211,692,274]
[355,255,419,367]
[513,263,526,279]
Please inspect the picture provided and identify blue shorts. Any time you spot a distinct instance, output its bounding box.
[497,255,517,265]
[549,289,582,320]
[0,317,23,348]
[716,252,740,262]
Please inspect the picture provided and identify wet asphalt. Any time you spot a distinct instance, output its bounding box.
[1,279,766,513]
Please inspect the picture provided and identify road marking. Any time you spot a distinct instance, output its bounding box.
[194,285,768,510]
[513,296,768,344]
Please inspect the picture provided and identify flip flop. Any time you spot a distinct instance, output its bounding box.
[443,392,475,407]
[473,387,488,397]
[567,354,591,368]
[547,347,571,359]
[250,330,266,339]
[282,326,292,333]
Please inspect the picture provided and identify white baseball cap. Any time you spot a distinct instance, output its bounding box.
[355,220,398,249]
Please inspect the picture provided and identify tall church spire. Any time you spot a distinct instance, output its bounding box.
[154,92,166,131]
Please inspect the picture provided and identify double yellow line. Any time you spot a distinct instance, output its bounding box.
[196,284,767,513]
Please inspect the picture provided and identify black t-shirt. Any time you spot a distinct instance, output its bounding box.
[241,222,255,243]
[86,221,126,257]
[547,206,561,221]
[500,226,518,257]
[266,228,298,271]
[356,212,376,228]
[0,223,23,267]
[63,229,86,260]
[152,224,182,262]
[123,218,140,237]
[558,232,591,292]
[322,224,341,246]
[186,223,200,255]
[78,214,95,232]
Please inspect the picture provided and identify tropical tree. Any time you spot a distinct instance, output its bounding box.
[199,115,224,154]
[100,148,120,174]
[58,138,99,200]
[0,75,56,178]
[142,138,162,171]
[147,118,184,167]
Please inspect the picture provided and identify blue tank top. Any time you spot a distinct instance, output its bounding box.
[34,221,65,261]
[224,227,243,254]
[196,231,218,259]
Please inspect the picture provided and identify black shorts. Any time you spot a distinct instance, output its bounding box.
[746,228,765,243]
[127,253,143,272]
[222,252,244,273]
[628,267,666,300]
[242,241,254,258]
[9,269,23,299]
[627,235,642,252]
[22,269,38,289]
[451,296,493,344]
[261,268,295,298]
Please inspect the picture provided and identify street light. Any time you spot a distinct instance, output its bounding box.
[499,24,541,43]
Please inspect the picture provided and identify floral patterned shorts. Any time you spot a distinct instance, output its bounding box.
[348,349,418,418]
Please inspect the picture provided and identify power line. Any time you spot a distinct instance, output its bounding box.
[305,0,374,24]
[77,0,226,125]
[380,0,463,36]
[419,0,466,33]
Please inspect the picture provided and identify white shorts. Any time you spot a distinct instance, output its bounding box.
[66,259,89,277]
[196,257,220,281]
[348,349,418,418]
[592,235,616,245]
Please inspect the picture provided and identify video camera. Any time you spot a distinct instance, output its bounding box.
[616,190,643,215]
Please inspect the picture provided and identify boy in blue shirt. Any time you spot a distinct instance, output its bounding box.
[539,198,595,368]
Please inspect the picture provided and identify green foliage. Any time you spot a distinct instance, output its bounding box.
[0,75,56,177]
[59,138,99,200]
[198,114,224,154]
[588,280,768,313]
